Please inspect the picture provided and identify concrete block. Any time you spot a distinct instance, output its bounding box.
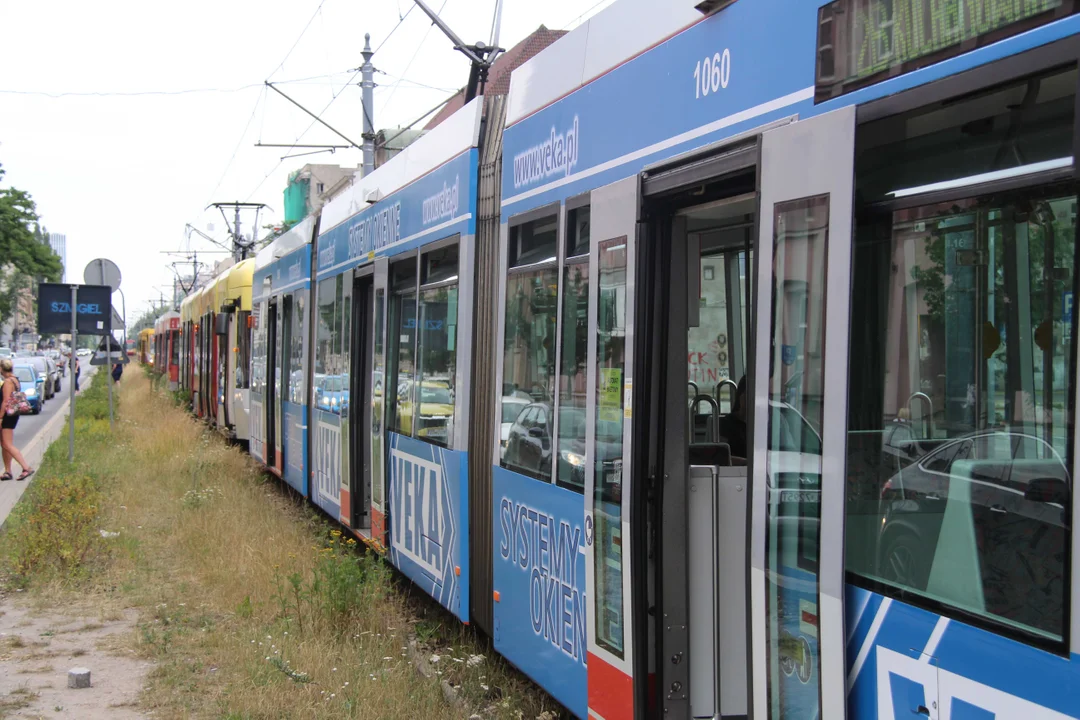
[67,667,91,688]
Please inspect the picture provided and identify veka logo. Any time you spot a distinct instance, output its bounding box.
[391,447,446,582]
[50,302,101,315]
[314,419,342,505]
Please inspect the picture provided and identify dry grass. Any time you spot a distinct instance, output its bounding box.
[3,367,565,719]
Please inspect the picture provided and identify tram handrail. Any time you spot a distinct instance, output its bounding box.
[907,391,934,438]
[690,394,721,444]
[715,378,738,405]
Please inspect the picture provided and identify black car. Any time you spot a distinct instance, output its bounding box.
[877,429,1068,637]
[502,402,623,496]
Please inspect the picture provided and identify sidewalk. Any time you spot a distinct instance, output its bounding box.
[0,366,98,528]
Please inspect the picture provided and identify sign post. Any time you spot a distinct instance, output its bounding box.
[69,286,76,462]
[37,282,112,461]
[84,259,122,432]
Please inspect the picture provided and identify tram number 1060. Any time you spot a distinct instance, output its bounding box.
[693,49,731,99]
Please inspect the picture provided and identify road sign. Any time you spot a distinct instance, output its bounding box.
[1064,290,1073,325]
[37,283,112,334]
[91,335,129,366]
[111,305,124,330]
[84,258,122,292]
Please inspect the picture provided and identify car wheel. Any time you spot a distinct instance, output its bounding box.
[32,406,40,415]
[881,533,927,591]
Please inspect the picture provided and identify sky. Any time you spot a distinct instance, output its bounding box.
[0,0,616,330]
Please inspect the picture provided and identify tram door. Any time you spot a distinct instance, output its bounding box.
[750,106,855,720]
[658,188,756,720]
[266,298,278,468]
[350,274,374,531]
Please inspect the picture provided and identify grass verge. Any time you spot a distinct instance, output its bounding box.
[2,367,569,719]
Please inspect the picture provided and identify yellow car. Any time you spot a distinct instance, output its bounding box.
[397,380,454,445]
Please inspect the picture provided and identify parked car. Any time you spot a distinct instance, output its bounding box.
[77,348,93,358]
[0,347,12,359]
[876,429,1068,636]
[500,397,531,459]
[502,403,623,494]
[397,380,454,446]
[12,364,44,414]
[23,356,57,399]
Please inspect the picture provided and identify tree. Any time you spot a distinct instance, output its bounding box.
[0,162,62,337]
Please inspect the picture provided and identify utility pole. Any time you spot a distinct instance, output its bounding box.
[361,34,376,177]
[207,203,270,261]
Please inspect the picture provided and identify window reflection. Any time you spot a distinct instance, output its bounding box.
[500,266,558,481]
[594,236,627,658]
[765,195,828,719]
[846,192,1075,642]
[556,261,589,491]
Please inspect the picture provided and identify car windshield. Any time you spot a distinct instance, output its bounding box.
[326,377,342,392]
[502,403,527,423]
[13,367,35,384]
[770,405,822,455]
[422,386,452,404]
[29,358,46,372]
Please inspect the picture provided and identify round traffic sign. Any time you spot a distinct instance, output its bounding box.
[84,258,122,291]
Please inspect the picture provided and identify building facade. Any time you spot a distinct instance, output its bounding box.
[48,232,67,282]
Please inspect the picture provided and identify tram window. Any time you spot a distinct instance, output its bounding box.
[764,195,829,717]
[509,214,558,267]
[372,288,386,510]
[236,312,250,389]
[316,277,339,411]
[500,264,558,481]
[556,259,589,492]
[281,296,294,406]
[593,235,628,658]
[846,69,1076,642]
[417,243,459,448]
[292,291,306,406]
[567,205,591,259]
[389,259,418,436]
[341,279,352,426]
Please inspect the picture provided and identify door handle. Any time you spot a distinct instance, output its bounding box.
[916,705,931,716]
[990,504,1008,514]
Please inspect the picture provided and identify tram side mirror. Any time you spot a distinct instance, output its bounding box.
[214,313,229,336]
[1025,477,1069,505]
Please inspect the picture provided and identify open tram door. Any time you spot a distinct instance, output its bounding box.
[749,106,855,719]
[629,107,855,720]
[349,268,375,533]
[266,297,279,470]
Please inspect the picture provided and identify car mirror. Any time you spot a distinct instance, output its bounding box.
[1025,477,1069,505]
[528,426,544,439]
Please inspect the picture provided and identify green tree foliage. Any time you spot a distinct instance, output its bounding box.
[0,162,63,335]
[132,305,169,334]
[0,163,62,282]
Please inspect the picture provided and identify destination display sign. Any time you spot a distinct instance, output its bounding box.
[815,0,1078,101]
[37,283,112,334]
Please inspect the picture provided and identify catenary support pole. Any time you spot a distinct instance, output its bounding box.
[69,285,77,462]
[361,34,375,177]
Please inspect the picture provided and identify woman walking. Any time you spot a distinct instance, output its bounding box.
[0,359,33,481]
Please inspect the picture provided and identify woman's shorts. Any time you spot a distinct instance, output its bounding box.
[1,413,19,430]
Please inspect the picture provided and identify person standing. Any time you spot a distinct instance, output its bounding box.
[0,358,33,481]
[111,361,123,384]
[74,354,81,391]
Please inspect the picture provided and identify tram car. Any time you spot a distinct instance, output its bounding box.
[137,328,154,366]
[168,1,1080,717]
[152,311,181,391]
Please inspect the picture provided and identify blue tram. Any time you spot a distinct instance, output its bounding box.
[178,1,1080,717]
